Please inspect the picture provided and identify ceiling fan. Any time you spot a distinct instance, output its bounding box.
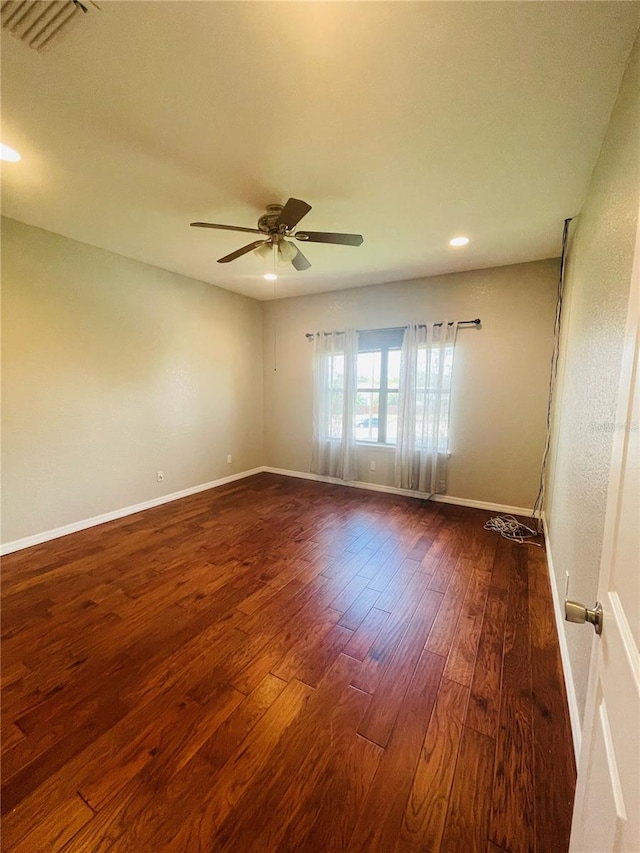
[190,197,364,272]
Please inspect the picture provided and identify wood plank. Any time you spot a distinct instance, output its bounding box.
[8,794,94,853]
[489,545,535,853]
[329,573,370,613]
[1,719,26,753]
[227,624,303,696]
[357,588,443,746]
[374,558,421,612]
[343,604,389,662]
[2,695,130,814]
[441,725,496,853]
[423,525,461,590]
[2,679,243,849]
[528,546,576,853]
[61,679,313,853]
[58,754,216,853]
[351,572,430,695]
[148,678,313,851]
[274,732,381,852]
[119,609,247,707]
[293,623,354,687]
[269,611,342,682]
[428,553,460,593]
[337,585,380,631]
[347,650,445,850]
[212,655,368,851]
[77,694,213,810]
[198,673,287,772]
[406,533,434,562]
[1,660,31,690]
[466,592,508,738]
[366,550,406,592]
[444,568,491,687]
[424,557,474,656]
[398,678,469,852]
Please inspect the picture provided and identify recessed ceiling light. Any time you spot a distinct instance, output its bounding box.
[1,144,21,162]
[264,273,277,281]
[449,236,469,247]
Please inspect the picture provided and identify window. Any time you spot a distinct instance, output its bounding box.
[311,323,457,493]
[356,329,404,445]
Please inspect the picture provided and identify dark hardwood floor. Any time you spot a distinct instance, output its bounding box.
[1,473,575,852]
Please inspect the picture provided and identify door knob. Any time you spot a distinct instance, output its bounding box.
[565,600,603,635]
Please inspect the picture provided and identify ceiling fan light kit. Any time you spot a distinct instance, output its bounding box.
[190,197,364,273]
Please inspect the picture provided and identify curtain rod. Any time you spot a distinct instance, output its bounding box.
[304,318,481,339]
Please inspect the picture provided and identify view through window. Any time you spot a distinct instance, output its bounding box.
[325,328,454,448]
[355,328,404,445]
[356,348,400,444]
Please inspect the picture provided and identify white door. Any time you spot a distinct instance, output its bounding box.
[569,219,639,852]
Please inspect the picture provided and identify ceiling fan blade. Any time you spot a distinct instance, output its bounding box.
[217,240,268,263]
[191,222,263,235]
[291,247,312,271]
[295,231,364,246]
[276,198,312,231]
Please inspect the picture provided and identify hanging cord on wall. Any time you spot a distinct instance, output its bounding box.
[485,217,573,545]
[531,217,573,531]
[273,268,278,372]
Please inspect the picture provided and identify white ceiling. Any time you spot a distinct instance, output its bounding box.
[1,1,638,300]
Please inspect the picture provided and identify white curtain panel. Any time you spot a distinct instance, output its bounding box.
[311,329,359,481]
[395,321,458,494]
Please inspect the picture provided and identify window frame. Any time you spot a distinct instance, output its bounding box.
[356,329,403,447]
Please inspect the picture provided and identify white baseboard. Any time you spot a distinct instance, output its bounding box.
[261,466,539,517]
[0,463,539,557]
[0,468,264,556]
[542,512,582,762]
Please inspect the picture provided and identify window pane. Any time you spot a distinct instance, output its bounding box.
[416,347,427,389]
[330,354,344,391]
[355,391,379,442]
[416,345,455,391]
[429,348,441,381]
[386,391,398,444]
[357,351,381,389]
[388,349,401,389]
[414,392,450,451]
[330,389,343,439]
[438,394,450,451]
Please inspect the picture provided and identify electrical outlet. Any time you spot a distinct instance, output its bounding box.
[156,471,164,482]
[369,461,376,472]
[227,455,232,464]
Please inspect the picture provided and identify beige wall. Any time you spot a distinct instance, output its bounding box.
[1,217,263,544]
[546,35,640,725]
[2,219,558,546]
[263,259,558,509]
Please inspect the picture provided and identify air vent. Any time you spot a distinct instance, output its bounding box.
[1,0,95,52]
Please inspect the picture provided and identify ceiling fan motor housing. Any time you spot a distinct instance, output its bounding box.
[258,204,284,233]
